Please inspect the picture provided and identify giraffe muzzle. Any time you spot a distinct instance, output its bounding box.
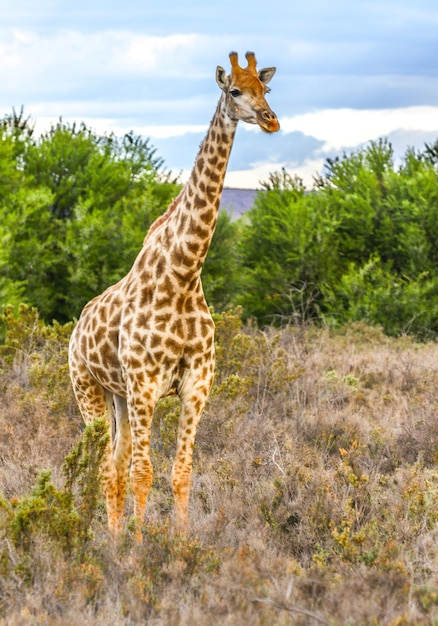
[258,109,280,133]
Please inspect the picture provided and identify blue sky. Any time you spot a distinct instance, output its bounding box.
[2,0,438,187]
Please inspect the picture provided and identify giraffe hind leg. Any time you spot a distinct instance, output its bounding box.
[125,376,157,542]
[70,365,121,536]
[112,395,132,532]
[172,372,214,531]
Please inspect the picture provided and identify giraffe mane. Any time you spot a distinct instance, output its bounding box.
[142,189,183,246]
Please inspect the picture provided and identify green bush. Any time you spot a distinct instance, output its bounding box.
[1,418,108,559]
[322,255,438,338]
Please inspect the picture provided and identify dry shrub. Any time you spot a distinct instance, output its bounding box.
[0,307,438,625]
[0,305,81,498]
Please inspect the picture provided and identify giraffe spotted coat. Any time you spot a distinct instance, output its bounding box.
[68,51,279,539]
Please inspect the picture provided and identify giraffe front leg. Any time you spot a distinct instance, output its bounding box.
[112,395,132,534]
[129,453,153,542]
[126,380,156,542]
[172,371,213,531]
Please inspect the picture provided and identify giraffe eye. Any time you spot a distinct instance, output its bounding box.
[230,89,242,97]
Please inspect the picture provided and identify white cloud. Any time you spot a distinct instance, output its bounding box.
[224,164,285,189]
[130,124,207,139]
[108,33,203,75]
[222,157,327,189]
[32,116,207,139]
[281,106,438,152]
[0,28,232,90]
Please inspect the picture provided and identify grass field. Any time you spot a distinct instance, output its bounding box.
[0,307,437,625]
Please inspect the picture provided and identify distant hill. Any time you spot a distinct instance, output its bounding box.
[219,187,258,220]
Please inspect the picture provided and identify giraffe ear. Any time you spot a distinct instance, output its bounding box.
[216,66,229,91]
[258,66,276,85]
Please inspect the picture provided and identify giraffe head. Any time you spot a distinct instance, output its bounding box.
[216,51,279,133]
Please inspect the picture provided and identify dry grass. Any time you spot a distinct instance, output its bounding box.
[0,308,437,625]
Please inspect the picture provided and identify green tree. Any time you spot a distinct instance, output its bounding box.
[0,113,179,322]
[322,255,438,338]
[0,187,68,320]
[0,106,35,166]
[237,169,324,324]
[0,130,21,199]
[202,210,241,311]
[314,140,438,279]
[313,139,394,273]
[64,178,179,317]
[319,142,438,337]
[24,122,166,219]
[237,141,438,337]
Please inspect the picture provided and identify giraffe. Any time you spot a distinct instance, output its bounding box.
[68,51,279,540]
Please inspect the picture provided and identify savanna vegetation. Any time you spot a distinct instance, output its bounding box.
[1,307,437,625]
[0,109,438,624]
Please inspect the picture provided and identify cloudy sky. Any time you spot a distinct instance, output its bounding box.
[2,0,438,188]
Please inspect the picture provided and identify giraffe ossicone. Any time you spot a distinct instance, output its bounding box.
[68,51,279,540]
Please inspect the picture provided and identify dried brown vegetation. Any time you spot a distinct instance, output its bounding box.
[0,306,437,625]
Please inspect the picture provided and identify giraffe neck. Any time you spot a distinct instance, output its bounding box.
[185,92,237,218]
[157,93,238,280]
